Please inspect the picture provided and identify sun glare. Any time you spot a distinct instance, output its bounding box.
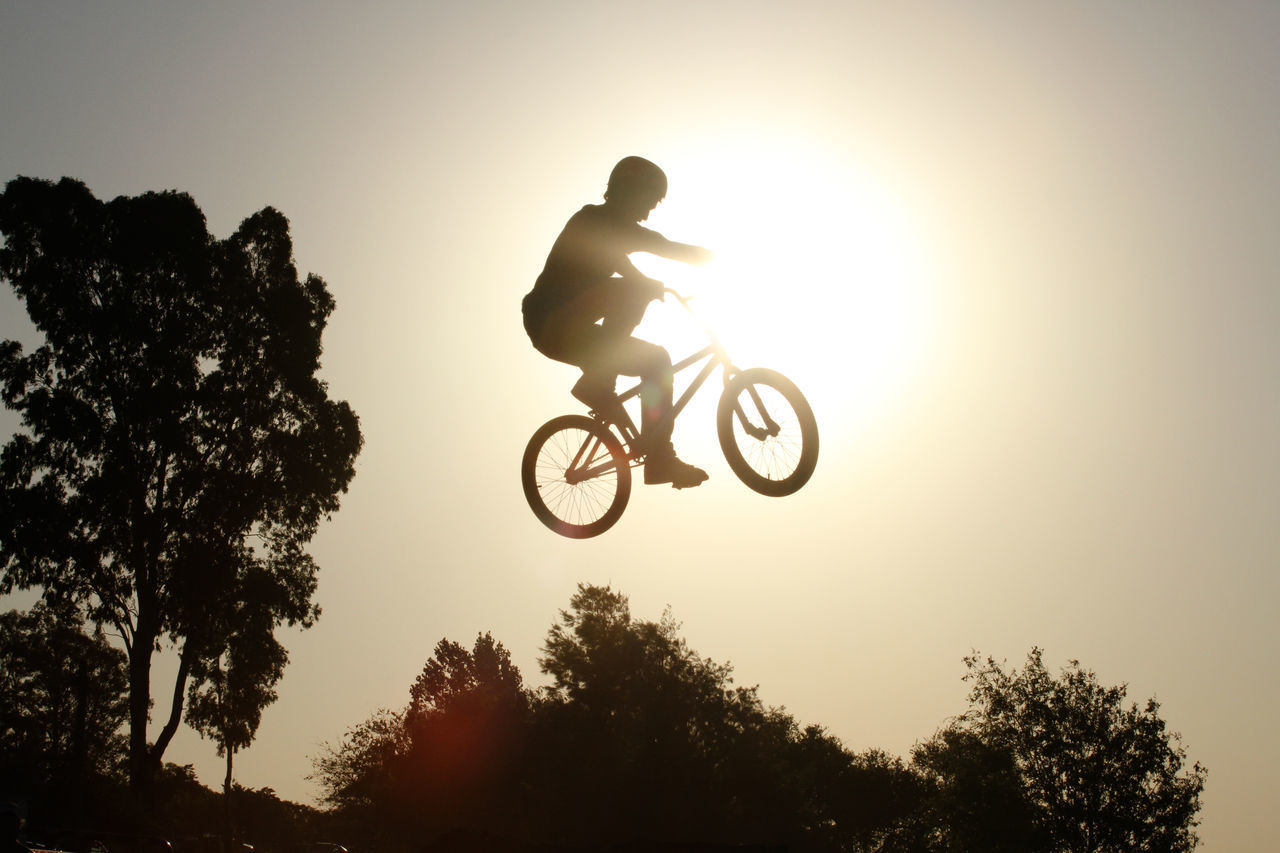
[633,140,935,437]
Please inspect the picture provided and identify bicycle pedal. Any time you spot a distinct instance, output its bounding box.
[587,397,625,420]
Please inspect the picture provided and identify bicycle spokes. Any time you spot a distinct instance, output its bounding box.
[563,433,620,484]
[524,415,632,537]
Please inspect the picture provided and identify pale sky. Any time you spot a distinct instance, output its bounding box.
[2,2,1278,850]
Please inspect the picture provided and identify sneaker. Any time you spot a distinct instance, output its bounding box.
[644,443,708,489]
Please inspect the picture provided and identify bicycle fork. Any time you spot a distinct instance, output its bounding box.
[735,383,782,440]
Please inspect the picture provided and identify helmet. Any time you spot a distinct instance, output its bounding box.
[605,156,667,202]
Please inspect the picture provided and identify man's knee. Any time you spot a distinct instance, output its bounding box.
[605,304,646,334]
[640,344,672,380]
[603,285,650,330]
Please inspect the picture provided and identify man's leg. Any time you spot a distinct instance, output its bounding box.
[598,336,673,444]
[533,285,622,406]
[602,336,705,487]
[574,283,655,404]
[595,288,705,485]
[534,286,705,487]
[598,284,651,338]
[539,286,672,436]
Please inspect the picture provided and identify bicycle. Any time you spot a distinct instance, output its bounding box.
[521,291,819,538]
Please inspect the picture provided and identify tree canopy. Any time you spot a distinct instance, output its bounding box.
[896,649,1207,853]
[0,176,362,792]
[949,649,1206,853]
[313,585,919,852]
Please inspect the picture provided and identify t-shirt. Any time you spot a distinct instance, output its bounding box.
[524,204,666,323]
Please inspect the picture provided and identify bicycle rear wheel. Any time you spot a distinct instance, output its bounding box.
[717,368,818,497]
[522,414,632,538]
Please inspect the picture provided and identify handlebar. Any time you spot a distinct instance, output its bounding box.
[663,287,693,309]
[659,287,730,360]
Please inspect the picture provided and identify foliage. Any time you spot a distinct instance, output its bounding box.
[0,600,128,808]
[185,599,290,840]
[312,633,531,851]
[532,584,799,845]
[185,614,289,766]
[311,585,918,852]
[402,633,529,820]
[311,708,408,816]
[42,763,325,848]
[897,727,1042,852]
[898,649,1207,853]
[409,632,526,720]
[0,177,363,792]
[310,591,1208,853]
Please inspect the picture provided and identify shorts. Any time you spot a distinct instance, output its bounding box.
[523,280,668,380]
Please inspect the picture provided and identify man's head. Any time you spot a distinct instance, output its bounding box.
[604,156,667,220]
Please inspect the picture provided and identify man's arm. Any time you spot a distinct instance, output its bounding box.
[654,237,713,266]
[615,226,712,297]
[629,222,713,267]
[616,255,665,299]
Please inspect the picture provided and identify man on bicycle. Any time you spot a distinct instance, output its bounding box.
[523,156,712,489]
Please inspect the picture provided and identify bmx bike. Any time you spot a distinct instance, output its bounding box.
[521,291,819,538]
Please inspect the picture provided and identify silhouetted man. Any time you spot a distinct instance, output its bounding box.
[523,156,712,488]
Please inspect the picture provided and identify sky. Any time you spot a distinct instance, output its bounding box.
[2,1,1278,849]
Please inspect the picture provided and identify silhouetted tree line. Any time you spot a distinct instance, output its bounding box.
[311,585,1206,853]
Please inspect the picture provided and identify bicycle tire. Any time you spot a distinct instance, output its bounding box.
[522,414,632,538]
[717,368,818,497]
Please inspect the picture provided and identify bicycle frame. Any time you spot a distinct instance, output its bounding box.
[605,341,726,449]
[588,294,782,461]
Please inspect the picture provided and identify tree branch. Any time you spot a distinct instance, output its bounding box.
[151,635,196,762]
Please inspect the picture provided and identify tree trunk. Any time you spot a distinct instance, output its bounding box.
[151,644,194,765]
[127,620,196,795]
[223,747,235,850]
[127,621,156,794]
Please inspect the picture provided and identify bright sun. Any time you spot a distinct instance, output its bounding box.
[629,139,935,439]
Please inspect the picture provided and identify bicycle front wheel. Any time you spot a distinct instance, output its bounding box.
[717,368,818,497]
[522,414,632,538]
